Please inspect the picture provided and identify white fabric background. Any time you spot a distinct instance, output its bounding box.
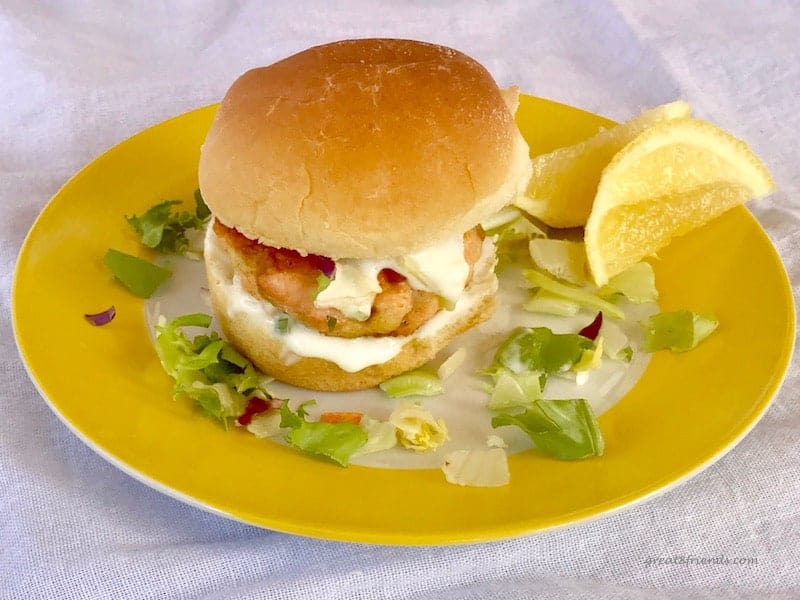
[2,1,798,598]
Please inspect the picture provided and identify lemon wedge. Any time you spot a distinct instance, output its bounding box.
[585,118,775,285]
[516,100,692,228]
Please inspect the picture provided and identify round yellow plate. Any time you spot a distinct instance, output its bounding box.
[13,96,795,545]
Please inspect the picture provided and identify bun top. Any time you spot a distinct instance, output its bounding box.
[199,38,532,258]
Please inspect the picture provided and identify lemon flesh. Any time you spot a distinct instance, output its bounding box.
[517,100,692,228]
[585,118,775,286]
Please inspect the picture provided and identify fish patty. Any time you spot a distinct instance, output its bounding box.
[213,220,483,338]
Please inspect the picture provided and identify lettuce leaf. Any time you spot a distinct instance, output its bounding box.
[492,399,604,460]
[389,401,448,452]
[528,238,589,285]
[279,402,367,466]
[573,337,604,372]
[523,269,625,320]
[379,368,443,398]
[194,189,211,220]
[523,289,581,316]
[126,192,210,256]
[437,347,468,380]
[641,310,719,352]
[599,262,658,304]
[492,215,548,271]
[246,410,282,438]
[599,319,632,361]
[492,327,593,377]
[154,313,273,426]
[352,416,398,457]
[441,448,510,487]
[487,369,543,410]
[103,249,171,298]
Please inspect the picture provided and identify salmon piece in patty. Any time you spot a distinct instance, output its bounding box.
[213,220,484,338]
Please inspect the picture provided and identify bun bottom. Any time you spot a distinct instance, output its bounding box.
[210,286,494,391]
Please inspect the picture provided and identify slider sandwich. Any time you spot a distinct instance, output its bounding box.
[200,38,532,391]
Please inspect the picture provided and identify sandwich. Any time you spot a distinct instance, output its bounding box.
[199,38,532,391]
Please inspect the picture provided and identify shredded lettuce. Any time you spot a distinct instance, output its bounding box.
[573,337,604,372]
[491,326,593,377]
[126,191,210,256]
[528,238,589,285]
[104,249,171,298]
[492,399,604,460]
[493,215,548,271]
[154,313,274,426]
[352,416,398,457]
[194,189,211,220]
[279,402,367,466]
[483,328,603,450]
[441,448,510,487]
[246,410,282,438]
[523,269,625,320]
[379,369,443,398]
[600,319,633,362]
[641,310,719,352]
[437,348,468,381]
[389,401,448,452]
[523,289,581,316]
[487,369,543,410]
[599,262,658,304]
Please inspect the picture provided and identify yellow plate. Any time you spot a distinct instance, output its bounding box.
[12,95,795,545]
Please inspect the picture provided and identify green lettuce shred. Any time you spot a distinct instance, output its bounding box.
[599,262,658,304]
[126,190,210,256]
[492,215,548,271]
[194,189,211,220]
[487,369,543,410]
[599,319,632,362]
[379,368,444,398]
[279,402,367,466]
[352,416,398,457]
[523,269,625,320]
[154,313,274,427]
[641,310,719,352]
[523,289,581,316]
[491,327,593,378]
[528,238,589,285]
[103,249,171,298]
[492,399,604,460]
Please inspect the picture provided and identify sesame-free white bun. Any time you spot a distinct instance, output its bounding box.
[198,38,532,259]
[204,225,498,391]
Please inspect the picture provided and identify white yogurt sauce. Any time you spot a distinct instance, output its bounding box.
[199,227,497,373]
[313,235,471,318]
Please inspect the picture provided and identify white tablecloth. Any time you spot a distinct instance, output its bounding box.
[2,2,798,598]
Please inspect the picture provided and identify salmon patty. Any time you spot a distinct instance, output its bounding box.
[213,220,484,338]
